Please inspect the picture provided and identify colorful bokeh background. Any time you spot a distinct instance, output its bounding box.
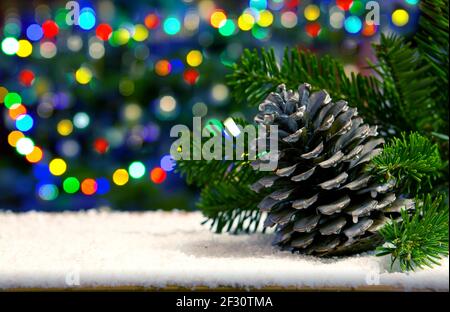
[0,0,420,211]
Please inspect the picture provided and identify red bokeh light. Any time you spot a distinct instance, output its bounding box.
[93,138,109,154]
[96,23,113,41]
[150,167,167,184]
[305,23,321,38]
[183,69,200,85]
[145,14,160,29]
[337,0,354,11]
[19,70,35,87]
[42,20,59,38]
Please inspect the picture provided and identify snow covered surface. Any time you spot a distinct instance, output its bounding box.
[0,210,448,291]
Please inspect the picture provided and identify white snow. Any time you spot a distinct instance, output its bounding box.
[0,210,448,291]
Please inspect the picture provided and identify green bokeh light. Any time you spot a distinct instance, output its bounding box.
[63,177,80,194]
[219,20,236,37]
[4,92,22,108]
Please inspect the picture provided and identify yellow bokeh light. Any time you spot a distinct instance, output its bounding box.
[238,13,255,31]
[304,5,321,22]
[49,158,67,176]
[112,169,129,186]
[17,40,33,58]
[57,119,74,136]
[210,10,227,28]
[186,50,203,67]
[115,28,131,45]
[257,10,274,27]
[132,24,149,42]
[75,67,92,85]
[26,146,43,163]
[0,86,9,103]
[392,9,409,27]
[8,131,24,147]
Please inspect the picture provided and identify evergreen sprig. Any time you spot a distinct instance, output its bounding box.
[376,194,449,271]
[369,133,443,194]
[198,166,267,233]
[370,34,439,133]
[227,48,385,127]
[175,118,266,233]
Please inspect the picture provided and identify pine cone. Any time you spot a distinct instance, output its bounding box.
[251,83,413,257]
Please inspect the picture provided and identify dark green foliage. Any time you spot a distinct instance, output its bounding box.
[376,195,449,271]
[227,48,384,127]
[413,0,449,132]
[175,118,266,233]
[369,133,443,194]
[370,35,439,133]
[198,164,267,234]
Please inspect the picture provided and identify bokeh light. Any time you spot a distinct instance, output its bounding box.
[183,69,200,85]
[8,104,27,120]
[155,59,172,76]
[81,178,97,195]
[17,40,33,57]
[160,155,176,172]
[344,16,362,34]
[257,10,274,27]
[79,8,96,30]
[49,158,67,176]
[163,17,181,35]
[73,112,90,129]
[42,20,59,38]
[1,37,19,55]
[129,161,146,179]
[96,23,113,41]
[75,67,93,85]
[219,19,235,36]
[337,0,354,11]
[150,167,167,184]
[57,119,74,136]
[113,169,129,186]
[15,114,34,132]
[238,13,255,31]
[145,13,160,29]
[19,70,35,87]
[96,178,110,195]
[210,10,227,28]
[26,146,43,163]
[281,11,298,28]
[93,138,109,154]
[38,184,59,201]
[8,131,24,147]
[186,50,203,67]
[26,24,43,41]
[63,177,80,194]
[392,9,410,27]
[16,137,35,155]
[304,5,321,22]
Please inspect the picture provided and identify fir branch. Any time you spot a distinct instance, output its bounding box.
[414,0,449,92]
[376,194,449,272]
[175,117,267,233]
[369,133,443,195]
[227,48,407,133]
[198,169,267,234]
[176,117,254,187]
[371,35,440,133]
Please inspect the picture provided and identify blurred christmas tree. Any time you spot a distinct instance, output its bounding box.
[1,0,425,212]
